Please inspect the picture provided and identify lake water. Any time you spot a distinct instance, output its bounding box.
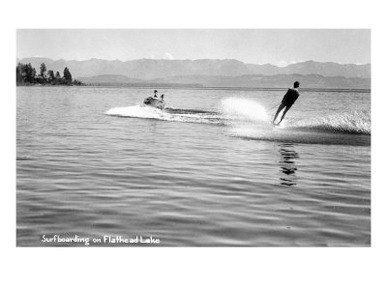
[17,86,371,246]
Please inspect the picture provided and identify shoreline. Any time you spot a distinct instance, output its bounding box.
[16,84,371,94]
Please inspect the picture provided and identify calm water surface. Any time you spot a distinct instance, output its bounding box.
[17,86,370,246]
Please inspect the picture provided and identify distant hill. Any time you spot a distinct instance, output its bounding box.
[17,57,371,79]
[149,74,370,89]
[77,74,141,83]
[74,73,370,89]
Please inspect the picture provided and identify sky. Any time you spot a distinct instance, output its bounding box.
[17,29,370,66]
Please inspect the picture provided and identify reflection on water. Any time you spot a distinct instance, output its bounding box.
[278,143,298,186]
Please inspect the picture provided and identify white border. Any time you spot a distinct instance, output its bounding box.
[1,1,385,289]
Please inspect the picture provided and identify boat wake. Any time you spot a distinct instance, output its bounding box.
[105,105,224,124]
[105,98,370,146]
[286,111,370,135]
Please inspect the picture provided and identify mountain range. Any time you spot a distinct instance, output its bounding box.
[17,57,371,89]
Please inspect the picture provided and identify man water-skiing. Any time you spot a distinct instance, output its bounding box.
[272,81,300,125]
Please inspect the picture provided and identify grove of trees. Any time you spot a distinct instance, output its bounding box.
[16,63,84,86]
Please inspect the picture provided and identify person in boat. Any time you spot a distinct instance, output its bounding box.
[158,94,165,109]
[150,90,159,100]
[272,81,300,125]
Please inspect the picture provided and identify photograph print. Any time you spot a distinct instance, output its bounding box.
[16,29,370,246]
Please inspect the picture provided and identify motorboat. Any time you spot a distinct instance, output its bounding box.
[143,96,165,110]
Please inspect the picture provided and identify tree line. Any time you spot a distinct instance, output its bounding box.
[16,63,84,86]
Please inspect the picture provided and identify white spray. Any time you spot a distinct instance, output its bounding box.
[220,98,270,122]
